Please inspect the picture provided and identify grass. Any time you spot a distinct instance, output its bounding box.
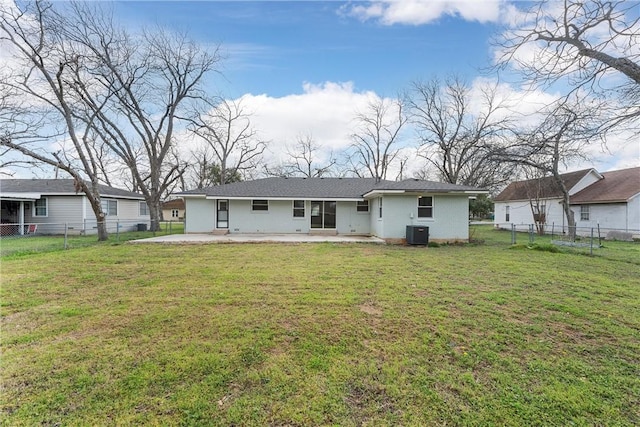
[1,229,639,425]
[0,222,184,257]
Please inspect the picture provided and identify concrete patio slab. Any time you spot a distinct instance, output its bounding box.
[130,233,386,244]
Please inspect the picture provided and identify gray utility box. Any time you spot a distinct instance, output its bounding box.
[406,225,429,245]
[137,223,148,232]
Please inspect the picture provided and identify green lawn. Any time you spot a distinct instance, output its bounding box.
[0,222,184,257]
[1,230,639,425]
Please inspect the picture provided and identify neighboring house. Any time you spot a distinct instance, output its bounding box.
[161,198,185,221]
[493,167,640,234]
[178,177,486,243]
[0,179,150,235]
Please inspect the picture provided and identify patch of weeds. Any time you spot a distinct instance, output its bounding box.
[529,243,561,253]
[427,242,441,248]
[509,243,561,253]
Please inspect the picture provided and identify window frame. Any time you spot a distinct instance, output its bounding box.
[292,200,305,218]
[33,197,48,217]
[101,199,118,216]
[417,196,433,219]
[139,201,149,216]
[378,197,383,219]
[580,205,590,221]
[505,206,510,222]
[251,199,269,212]
[356,200,369,213]
[171,209,180,218]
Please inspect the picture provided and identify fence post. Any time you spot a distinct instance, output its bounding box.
[529,224,534,244]
[511,224,516,245]
[590,228,594,256]
[169,221,172,234]
[597,223,602,247]
[64,223,68,250]
[116,220,120,241]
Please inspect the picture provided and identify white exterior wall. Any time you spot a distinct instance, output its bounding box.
[574,198,640,233]
[570,171,602,195]
[81,197,149,234]
[370,197,383,237]
[185,198,215,233]
[25,196,83,234]
[228,199,371,234]
[379,194,470,241]
[629,195,640,232]
[494,198,567,228]
[21,195,148,235]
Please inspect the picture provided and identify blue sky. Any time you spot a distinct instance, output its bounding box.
[2,0,638,179]
[113,1,498,98]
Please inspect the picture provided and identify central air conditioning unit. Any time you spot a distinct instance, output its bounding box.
[406,225,429,245]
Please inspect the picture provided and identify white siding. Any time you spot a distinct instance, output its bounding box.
[24,196,83,234]
[21,195,148,235]
[573,198,640,233]
[570,170,602,195]
[379,194,470,241]
[629,195,640,233]
[494,198,566,229]
[185,198,215,233]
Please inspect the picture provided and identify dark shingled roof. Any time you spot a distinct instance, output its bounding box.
[0,179,145,199]
[162,198,185,209]
[493,169,594,202]
[179,177,484,199]
[570,167,640,203]
[371,179,481,192]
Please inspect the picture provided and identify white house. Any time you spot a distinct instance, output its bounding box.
[178,177,486,243]
[0,179,150,235]
[493,167,640,235]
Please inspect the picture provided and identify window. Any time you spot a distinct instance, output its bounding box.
[101,199,117,216]
[356,200,369,212]
[505,206,510,222]
[172,209,179,218]
[139,201,149,216]
[417,196,433,218]
[293,200,305,218]
[580,205,590,221]
[252,199,268,211]
[33,198,47,217]
[378,197,383,219]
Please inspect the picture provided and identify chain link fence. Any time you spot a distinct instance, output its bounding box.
[482,223,640,263]
[0,220,184,257]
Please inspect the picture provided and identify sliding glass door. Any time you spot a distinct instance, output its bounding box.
[310,201,336,229]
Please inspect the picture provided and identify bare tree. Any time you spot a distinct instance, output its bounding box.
[408,77,515,193]
[0,0,112,239]
[283,133,336,178]
[495,0,640,129]
[349,97,407,181]
[1,1,220,232]
[186,98,266,185]
[55,2,219,230]
[503,95,600,240]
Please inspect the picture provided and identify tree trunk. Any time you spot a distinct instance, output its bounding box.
[87,198,109,241]
[149,199,162,232]
[562,196,577,241]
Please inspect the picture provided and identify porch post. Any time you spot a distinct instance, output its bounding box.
[18,201,25,235]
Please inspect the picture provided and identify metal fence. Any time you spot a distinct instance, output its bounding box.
[0,220,184,256]
[490,223,639,261]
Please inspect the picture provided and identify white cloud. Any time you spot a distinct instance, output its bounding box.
[340,0,509,26]
[232,81,382,163]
